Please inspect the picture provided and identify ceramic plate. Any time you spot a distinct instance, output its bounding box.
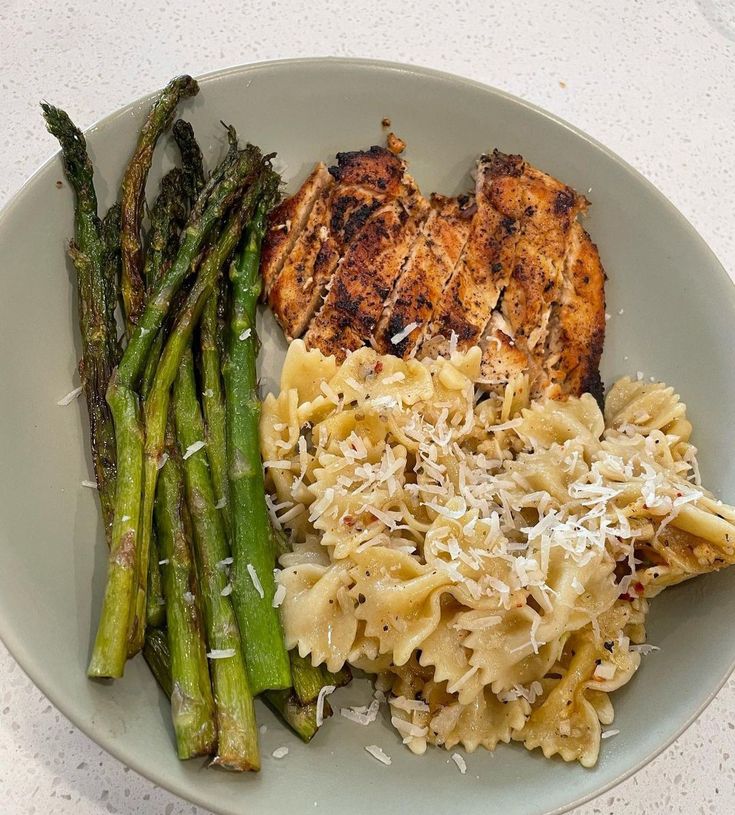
[1,58,734,815]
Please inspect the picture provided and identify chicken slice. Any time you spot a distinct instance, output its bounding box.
[303,195,431,360]
[267,184,339,340]
[420,155,521,358]
[260,163,333,298]
[267,147,412,340]
[542,222,605,400]
[373,194,473,357]
[488,151,588,371]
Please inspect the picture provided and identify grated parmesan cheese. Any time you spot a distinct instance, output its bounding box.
[630,643,660,655]
[341,699,380,725]
[316,684,336,727]
[246,564,265,599]
[272,746,289,759]
[182,440,205,460]
[390,696,430,713]
[56,385,83,406]
[364,744,392,765]
[601,729,620,739]
[451,753,467,774]
[272,583,287,608]
[390,321,420,345]
[81,480,97,489]
[239,328,252,341]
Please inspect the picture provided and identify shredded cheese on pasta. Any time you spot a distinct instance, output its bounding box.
[262,340,735,767]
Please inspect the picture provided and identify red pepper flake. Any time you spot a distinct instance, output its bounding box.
[374,361,384,374]
[343,515,355,527]
[634,582,645,594]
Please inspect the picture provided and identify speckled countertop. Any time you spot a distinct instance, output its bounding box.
[1,1,735,813]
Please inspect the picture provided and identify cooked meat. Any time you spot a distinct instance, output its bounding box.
[479,313,535,386]
[373,194,472,357]
[477,150,589,393]
[267,183,339,339]
[487,152,588,379]
[260,163,333,298]
[303,194,430,359]
[262,144,606,399]
[267,147,415,340]
[420,154,521,358]
[542,222,605,400]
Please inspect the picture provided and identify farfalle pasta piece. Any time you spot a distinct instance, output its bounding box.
[329,346,433,406]
[514,639,602,767]
[280,338,338,401]
[514,393,604,455]
[417,605,485,704]
[464,606,565,692]
[277,562,358,672]
[636,523,735,597]
[507,442,589,504]
[428,688,528,752]
[604,377,692,443]
[349,548,451,664]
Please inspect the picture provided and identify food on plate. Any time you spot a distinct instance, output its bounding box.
[46,77,344,770]
[46,73,735,775]
[262,147,605,400]
[264,340,735,766]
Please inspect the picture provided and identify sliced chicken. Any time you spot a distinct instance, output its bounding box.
[373,194,473,357]
[303,195,431,360]
[542,222,605,400]
[267,147,413,340]
[420,154,521,358]
[260,163,333,297]
[478,151,588,393]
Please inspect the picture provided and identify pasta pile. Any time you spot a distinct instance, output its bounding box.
[261,340,735,766]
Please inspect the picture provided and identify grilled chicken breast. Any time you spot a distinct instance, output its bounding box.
[262,145,606,399]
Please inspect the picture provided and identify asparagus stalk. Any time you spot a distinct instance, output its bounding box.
[263,690,326,744]
[173,119,206,204]
[42,104,119,540]
[156,426,217,759]
[174,120,233,540]
[289,652,330,706]
[289,652,353,706]
[141,168,189,292]
[140,170,191,629]
[89,142,261,678]
[174,350,259,771]
[132,161,263,656]
[145,625,322,743]
[143,628,174,698]
[225,182,292,695]
[99,204,123,367]
[120,75,199,327]
[199,287,232,543]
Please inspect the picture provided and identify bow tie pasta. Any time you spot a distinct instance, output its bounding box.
[262,341,735,766]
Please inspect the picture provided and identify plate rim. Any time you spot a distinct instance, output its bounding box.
[0,55,733,815]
